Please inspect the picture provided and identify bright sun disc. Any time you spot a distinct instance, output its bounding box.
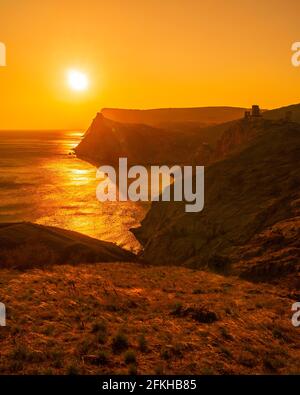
[67,70,89,91]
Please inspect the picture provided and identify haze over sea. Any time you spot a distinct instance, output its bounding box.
[0,130,147,252]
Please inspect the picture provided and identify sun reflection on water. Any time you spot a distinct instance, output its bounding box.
[0,130,148,253]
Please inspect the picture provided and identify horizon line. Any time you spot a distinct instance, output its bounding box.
[1,102,299,131]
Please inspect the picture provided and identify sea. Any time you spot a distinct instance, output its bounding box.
[0,130,149,253]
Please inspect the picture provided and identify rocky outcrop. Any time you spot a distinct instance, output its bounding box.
[75,112,282,169]
[231,215,300,289]
[212,118,266,160]
[75,108,262,167]
[75,113,214,166]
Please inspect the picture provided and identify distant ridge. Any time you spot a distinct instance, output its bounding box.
[101,106,248,128]
[263,103,300,123]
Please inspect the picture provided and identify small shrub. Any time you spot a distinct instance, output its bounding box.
[160,348,171,360]
[171,302,183,316]
[220,327,234,341]
[263,354,285,372]
[272,327,291,342]
[77,339,93,356]
[138,334,148,352]
[52,358,63,369]
[96,331,107,345]
[112,331,129,353]
[192,288,205,294]
[42,325,55,336]
[128,363,137,375]
[219,346,232,359]
[97,351,109,366]
[238,351,257,368]
[66,364,80,375]
[172,343,183,358]
[124,350,136,365]
[91,320,107,334]
[154,363,164,374]
[91,320,107,344]
[10,345,45,363]
[201,366,215,375]
[9,360,23,373]
[171,304,218,323]
[10,345,29,361]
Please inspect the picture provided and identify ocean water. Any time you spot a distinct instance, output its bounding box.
[0,130,148,252]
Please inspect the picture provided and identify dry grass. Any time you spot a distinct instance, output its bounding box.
[0,262,299,375]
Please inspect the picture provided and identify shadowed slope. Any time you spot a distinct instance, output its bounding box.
[75,113,213,166]
[263,103,300,123]
[0,222,136,269]
[132,119,300,285]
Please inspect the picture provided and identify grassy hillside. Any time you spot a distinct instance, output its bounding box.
[0,262,299,374]
[0,222,135,269]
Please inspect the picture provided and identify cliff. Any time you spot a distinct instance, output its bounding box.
[75,113,216,166]
[132,119,300,286]
[75,108,264,167]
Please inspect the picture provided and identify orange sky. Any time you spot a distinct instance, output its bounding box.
[0,0,300,130]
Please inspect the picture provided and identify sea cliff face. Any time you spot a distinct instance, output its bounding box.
[75,109,283,168]
[75,113,215,166]
[75,108,253,167]
[75,108,300,287]
[132,119,300,286]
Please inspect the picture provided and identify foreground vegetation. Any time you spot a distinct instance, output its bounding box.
[0,262,299,374]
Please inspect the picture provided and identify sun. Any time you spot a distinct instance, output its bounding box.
[67,69,89,92]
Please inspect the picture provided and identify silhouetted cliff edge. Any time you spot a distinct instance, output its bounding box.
[74,106,259,166]
[75,113,214,166]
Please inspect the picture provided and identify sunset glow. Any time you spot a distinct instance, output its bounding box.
[0,0,300,380]
[67,70,89,92]
[1,0,300,130]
